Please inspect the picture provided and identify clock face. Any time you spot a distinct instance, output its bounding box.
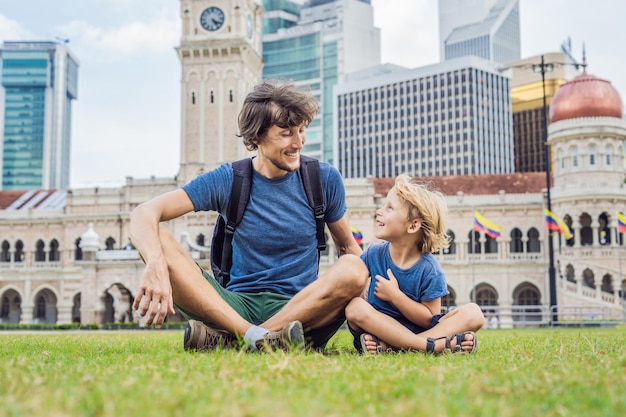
[200,6,225,32]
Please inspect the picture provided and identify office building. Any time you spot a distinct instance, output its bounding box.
[506,52,579,172]
[262,0,380,163]
[439,0,520,64]
[334,56,514,179]
[0,41,79,190]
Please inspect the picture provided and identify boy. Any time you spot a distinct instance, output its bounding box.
[345,174,484,354]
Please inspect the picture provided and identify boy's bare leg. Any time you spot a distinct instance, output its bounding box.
[346,299,483,353]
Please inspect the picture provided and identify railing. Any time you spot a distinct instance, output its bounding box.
[550,305,618,327]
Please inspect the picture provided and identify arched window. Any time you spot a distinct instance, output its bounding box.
[35,239,46,262]
[105,237,116,250]
[598,213,611,246]
[579,213,592,246]
[473,284,498,307]
[484,235,498,253]
[196,233,205,247]
[513,283,542,322]
[566,264,575,283]
[588,144,596,166]
[601,274,613,293]
[564,214,575,247]
[74,238,83,261]
[1,240,10,262]
[582,268,595,289]
[527,228,541,252]
[468,231,481,254]
[510,228,523,253]
[210,90,214,104]
[49,239,60,262]
[557,148,564,170]
[14,240,24,262]
[605,144,612,165]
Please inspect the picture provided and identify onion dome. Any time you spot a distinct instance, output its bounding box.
[550,71,623,122]
[80,223,101,252]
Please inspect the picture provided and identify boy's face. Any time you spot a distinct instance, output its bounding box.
[255,123,306,177]
[375,187,417,240]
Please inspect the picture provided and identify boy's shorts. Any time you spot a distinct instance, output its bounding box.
[175,266,344,350]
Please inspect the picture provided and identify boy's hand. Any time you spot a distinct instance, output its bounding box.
[373,268,401,301]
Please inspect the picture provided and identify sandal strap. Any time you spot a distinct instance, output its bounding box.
[426,336,447,354]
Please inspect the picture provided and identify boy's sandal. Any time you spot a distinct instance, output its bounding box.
[359,333,393,354]
[426,331,478,354]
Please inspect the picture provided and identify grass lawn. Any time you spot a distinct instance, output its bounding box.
[0,326,624,417]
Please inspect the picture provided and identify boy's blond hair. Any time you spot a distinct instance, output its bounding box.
[393,174,450,254]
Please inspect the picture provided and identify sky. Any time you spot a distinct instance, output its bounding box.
[1,0,625,188]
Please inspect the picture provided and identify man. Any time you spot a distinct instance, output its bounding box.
[130,80,367,351]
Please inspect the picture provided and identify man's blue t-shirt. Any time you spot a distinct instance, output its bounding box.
[182,161,346,296]
[361,242,449,330]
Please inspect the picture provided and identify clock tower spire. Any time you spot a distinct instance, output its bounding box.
[176,0,263,184]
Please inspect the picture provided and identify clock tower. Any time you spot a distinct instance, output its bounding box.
[177,0,263,184]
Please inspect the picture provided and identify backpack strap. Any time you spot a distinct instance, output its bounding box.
[220,158,253,284]
[299,155,327,253]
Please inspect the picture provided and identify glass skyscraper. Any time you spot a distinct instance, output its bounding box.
[262,0,380,164]
[439,0,520,64]
[0,41,78,190]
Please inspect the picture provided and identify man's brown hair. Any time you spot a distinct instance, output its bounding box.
[238,80,319,151]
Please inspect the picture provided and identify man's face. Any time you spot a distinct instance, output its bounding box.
[255,123,306,176]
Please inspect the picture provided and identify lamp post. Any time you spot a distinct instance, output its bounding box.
[533,55,558,324]
[500,54,582,325]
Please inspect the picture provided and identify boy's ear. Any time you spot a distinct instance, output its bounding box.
[407,219,421,234]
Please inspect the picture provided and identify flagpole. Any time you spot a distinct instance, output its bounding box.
[471,207,476,304]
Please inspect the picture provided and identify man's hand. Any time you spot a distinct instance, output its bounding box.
[373,268,401,302]
[132,257,176,328]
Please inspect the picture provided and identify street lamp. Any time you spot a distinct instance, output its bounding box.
[500,54,582,324]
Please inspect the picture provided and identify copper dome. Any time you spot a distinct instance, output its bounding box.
[549,71,624,122]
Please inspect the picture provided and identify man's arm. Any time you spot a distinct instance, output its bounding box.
[130,189,195,327]
[327,214,363,257]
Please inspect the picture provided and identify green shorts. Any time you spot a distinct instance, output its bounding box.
[175,267,345,350]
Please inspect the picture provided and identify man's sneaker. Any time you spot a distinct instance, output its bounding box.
[183,320,236,351]
[255,320,305,352]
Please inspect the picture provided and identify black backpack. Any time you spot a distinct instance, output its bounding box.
[210,155,327,287]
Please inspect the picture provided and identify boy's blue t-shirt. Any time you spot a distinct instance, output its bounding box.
[181,161,346,295]
[361,242,449,325]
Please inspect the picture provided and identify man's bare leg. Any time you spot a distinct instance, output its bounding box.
[261,254,368,331]
[153,227,252,336]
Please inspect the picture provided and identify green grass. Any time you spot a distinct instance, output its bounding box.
[1,327,625,417]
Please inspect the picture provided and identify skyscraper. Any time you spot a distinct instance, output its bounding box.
[334,56,514,178]
[262,0,380,163]
[439,0,520,64]
[0,41,79,190]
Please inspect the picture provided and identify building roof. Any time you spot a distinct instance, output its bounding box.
[550,71,624,122]
[373,172,547,197]
[0,190,67,210]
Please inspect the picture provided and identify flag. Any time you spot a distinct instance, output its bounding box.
[544,209,573,240]
[473,210,502,239]
[351,226,363,245]
[618,212,626,234]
